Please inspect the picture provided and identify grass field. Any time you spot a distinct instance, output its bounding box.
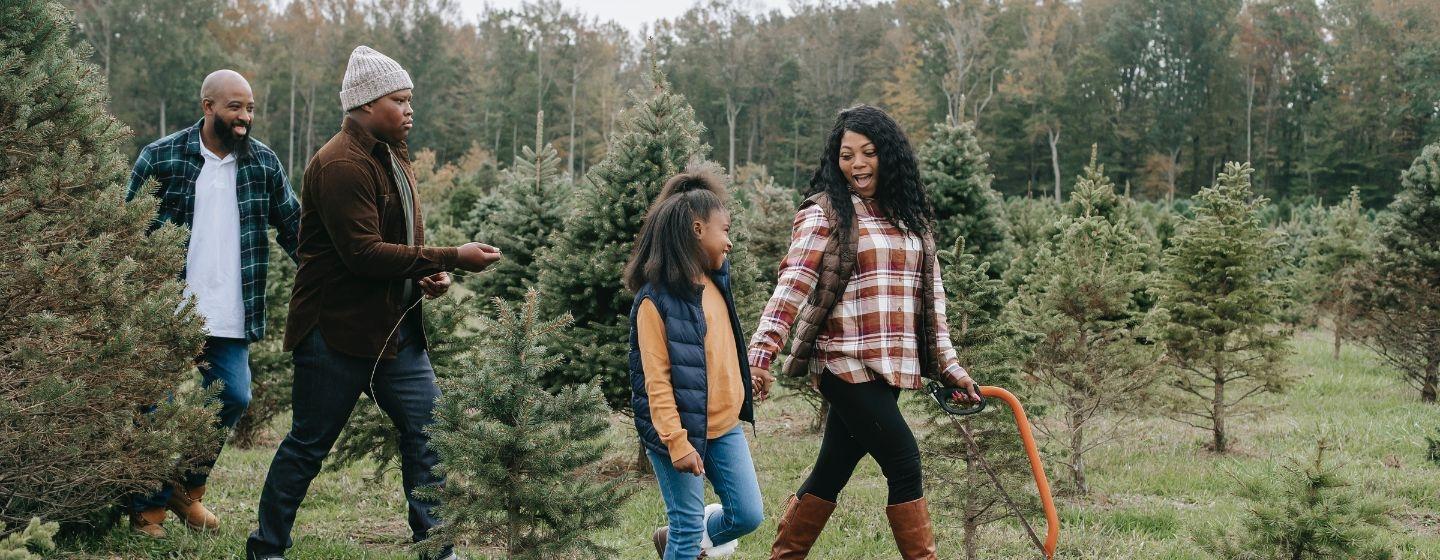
[53,331,1440,559]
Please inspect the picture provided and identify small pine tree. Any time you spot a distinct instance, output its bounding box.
[1299,187,1372,359]
[0,1,220,529]
[1155,162,1292,453]
[920,238,1039,560]
[533,62,717,408]
[917,120,1008,263]
[1005,155,1162,494]
[415,290,632,560]
[1358,142,1440,403]
[0,518,58,560]
[465,112,573,302]
[1195,440,1394,560]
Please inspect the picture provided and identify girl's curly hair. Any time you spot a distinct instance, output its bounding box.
[807,104,934,238]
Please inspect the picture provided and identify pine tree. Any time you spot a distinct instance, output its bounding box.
[1005,155,1161,494]
[1156,162,1292,453]
[415,290,632,560]
[917,120,1008,263]
[1195,440,1394,560]
[465,111,573,302]
[920,238,1038,560]
[533,62,714,407]
[0,518,57,559]
[1358,142,1440,403]
[1299,187,1372,359]
[0,1,220,529]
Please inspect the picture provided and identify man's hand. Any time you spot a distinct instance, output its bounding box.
[456,242,502,272]
[419,272,451,299]
[673,451,704,476]
[751,367,775,402]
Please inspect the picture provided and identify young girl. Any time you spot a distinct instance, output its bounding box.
[625,165,764,559]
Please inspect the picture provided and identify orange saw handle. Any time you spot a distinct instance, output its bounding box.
[930,382,1059,559]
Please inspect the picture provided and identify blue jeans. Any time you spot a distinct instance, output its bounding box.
[646,426,764,560]
[246,318,450,560]
[130,337,251,512]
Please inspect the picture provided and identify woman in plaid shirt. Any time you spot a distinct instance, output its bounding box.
[749,105,980,560]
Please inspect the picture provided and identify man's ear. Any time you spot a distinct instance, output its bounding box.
[200,98,214,117]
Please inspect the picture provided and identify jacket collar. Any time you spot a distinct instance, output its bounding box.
[342,115,410,161]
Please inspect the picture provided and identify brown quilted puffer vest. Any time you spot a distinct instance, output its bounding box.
[779,192,945,382]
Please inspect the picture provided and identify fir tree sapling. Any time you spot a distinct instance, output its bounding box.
[1154,162,1293,453]
[1357,142,1440,403]
[1005,151,1162,494]
[415,291,632,560]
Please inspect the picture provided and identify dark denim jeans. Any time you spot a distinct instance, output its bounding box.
[130,336,251,512]
[246,318,450,559]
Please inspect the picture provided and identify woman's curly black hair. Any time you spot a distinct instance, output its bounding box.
[807,104,934,238]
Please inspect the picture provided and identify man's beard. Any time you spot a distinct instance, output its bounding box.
[213,116,251,157]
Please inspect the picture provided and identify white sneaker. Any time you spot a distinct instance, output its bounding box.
[700,503,738,557]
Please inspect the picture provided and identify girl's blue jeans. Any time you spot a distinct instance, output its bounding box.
[646,425,764,560]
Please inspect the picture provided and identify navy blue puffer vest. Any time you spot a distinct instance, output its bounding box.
[629,260,755,460]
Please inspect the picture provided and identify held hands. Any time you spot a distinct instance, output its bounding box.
[751,367,775,402]
[673,451,704,476]
[456,242,502,272]
[419,272,451,298]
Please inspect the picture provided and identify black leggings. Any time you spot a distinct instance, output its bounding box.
[796,373,923,505]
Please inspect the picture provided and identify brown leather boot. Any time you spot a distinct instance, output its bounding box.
[129,507,167,538]
[769,494,836,560]
[166,484,219,531]
[651,526,707,559]
[885,497,938,560]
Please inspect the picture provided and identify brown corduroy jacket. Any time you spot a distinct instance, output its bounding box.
[283,116,458,359]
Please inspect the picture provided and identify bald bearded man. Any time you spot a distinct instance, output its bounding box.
[124,69,301,538]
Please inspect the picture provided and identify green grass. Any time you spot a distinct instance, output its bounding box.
[52,331,1440,559]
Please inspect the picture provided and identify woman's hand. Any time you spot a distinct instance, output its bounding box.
[751,367,775,402]
[950,375,982,403]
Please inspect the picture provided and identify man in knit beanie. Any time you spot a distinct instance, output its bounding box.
[246,45,498,560]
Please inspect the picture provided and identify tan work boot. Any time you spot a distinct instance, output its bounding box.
[651,526,707,559]
[769,494,836,560]
[166,484,219,531]
[129,507,168,538]
[885,497,938,560]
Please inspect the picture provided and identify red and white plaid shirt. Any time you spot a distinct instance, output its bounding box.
[748,194,970,389]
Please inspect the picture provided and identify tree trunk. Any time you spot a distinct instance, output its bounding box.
[1245,67,1255,164]
[725,92,741,177]
[1422,357,1438,403]
[568,64,578,178]
[305,83,315,168]
[288,72,296,174]
[962,424,980,560]
[1069,413,1087,494]
[1047,127,1061,203]
[1213,372,1228,453]
[158,97,166,137]
[1332,323,1342,361]
[635,441,653,475]
[1166,146,1181,204]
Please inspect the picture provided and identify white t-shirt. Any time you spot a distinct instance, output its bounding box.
[184,142,245,339]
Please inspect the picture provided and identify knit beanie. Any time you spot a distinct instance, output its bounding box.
[339,46,413,111]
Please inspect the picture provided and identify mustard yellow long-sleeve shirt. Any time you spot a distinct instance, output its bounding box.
[637,276,744,462]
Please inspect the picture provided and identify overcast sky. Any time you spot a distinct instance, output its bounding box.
[450,0,796,34]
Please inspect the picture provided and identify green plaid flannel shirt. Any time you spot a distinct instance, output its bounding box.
[126,118,301,343]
